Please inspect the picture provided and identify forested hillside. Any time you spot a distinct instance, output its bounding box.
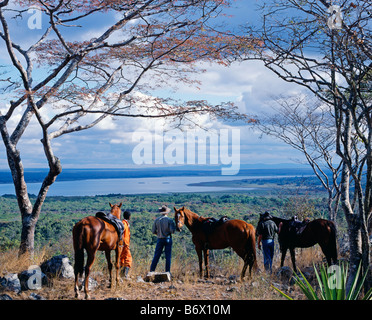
[0,192,342,257]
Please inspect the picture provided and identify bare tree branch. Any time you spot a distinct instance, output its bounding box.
[0,0,251,255]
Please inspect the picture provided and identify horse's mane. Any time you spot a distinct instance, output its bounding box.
[183,207,209,223]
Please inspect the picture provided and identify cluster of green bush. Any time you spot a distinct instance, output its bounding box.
[0,192,340,254]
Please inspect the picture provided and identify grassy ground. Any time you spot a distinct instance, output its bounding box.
[0,238,327,300]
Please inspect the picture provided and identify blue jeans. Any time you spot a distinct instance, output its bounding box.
[150,237,172,272]
[262,239,275,273]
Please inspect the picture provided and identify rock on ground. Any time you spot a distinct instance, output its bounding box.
[18,268,47,290]
[144,272,171,283]
[40,255,74,279]
[0,273,21,293]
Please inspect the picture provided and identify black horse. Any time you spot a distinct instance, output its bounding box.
[258,215,338,272]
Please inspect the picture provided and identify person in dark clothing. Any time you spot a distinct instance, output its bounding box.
[150,205,176,273]
[256,211,278,273]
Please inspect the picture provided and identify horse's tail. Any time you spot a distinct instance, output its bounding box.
[72,222,85,277]
[245,224,258,271]
[328,221,338,263]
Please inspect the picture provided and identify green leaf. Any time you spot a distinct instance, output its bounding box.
[346,262,363,300]
[313,264,326,300]
[271,261,372,300]
[362,286,372,300]
[293,269,319,300]
[271,284,294,300]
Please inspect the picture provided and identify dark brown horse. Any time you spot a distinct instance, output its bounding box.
[174,206,257,280]
[263,215,337,272]
[72,203,123,299]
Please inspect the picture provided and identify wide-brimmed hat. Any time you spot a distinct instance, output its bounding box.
[262,211,272,220]
[159,205,171,214]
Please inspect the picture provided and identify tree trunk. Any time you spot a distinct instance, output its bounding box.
[6,147,35,255]
[19,215,37,255]
[338,115,362,293]
[0,116,62,256]
[345,214,362,292]
[17,162,62,256]
[327,190,340,222]
[361,225,371,292]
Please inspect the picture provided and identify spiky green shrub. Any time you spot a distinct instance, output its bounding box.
[273,262,372,300]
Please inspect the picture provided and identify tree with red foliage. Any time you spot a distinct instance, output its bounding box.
[0,0,253,255]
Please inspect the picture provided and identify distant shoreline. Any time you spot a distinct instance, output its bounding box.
[187,175,316,189]
[0,167,315,184]
[0,170,319,197]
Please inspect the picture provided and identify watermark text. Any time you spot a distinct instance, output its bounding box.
[132,128,240,175]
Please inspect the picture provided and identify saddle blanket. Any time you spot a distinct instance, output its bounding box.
[95,211,125,239]
[202,216,229,235]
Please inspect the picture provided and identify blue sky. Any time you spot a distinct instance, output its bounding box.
[0,1,309,172]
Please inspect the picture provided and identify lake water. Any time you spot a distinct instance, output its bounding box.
[0,175,272,196]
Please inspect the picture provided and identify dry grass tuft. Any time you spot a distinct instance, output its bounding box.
[0,242,326,300]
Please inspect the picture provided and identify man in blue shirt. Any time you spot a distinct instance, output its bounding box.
[150,205,176,273]
[256,211,278,273]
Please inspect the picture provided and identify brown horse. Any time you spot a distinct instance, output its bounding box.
[174,206,257,280]
[264,215,337,272]
[72,203,123,299]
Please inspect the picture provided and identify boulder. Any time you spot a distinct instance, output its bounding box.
[40,255,74,279]
[29,293,46,300]
[301,266,315,283]
[77,277,98,292]
[0,273,21,293]
[144,272,171,283]
[87,277,98,290]
[276,266,293,283]
[0,294,12,300]
[18,267,47,290]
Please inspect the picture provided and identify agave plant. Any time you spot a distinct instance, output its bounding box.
[273,262,372,300]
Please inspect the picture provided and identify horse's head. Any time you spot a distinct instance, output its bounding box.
[174,206,186,232]
[109,202,122,219]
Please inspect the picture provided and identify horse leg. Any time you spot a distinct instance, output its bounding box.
[105,250,113,288]
[73,249,84,298]
[237,249,248,281]
[203,249,210,278]
[289,248,297,273]
[114,246,121,286]
[242,235,257,280]
[320,244,332,266]
[196,247,203,278]
[73,223,85,299]
[233,242,253,281]
[84,250,96,300]
[241,252,256,281]
[241,259,248,281]
[280,246,287,268]
[74,275,79,298]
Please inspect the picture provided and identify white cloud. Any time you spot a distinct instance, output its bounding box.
[161,60,307,118]
[0,58,309,169]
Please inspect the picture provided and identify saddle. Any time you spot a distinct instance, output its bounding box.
[95,211,125,239]
[202,216,229,236]
[289,217,309,236]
